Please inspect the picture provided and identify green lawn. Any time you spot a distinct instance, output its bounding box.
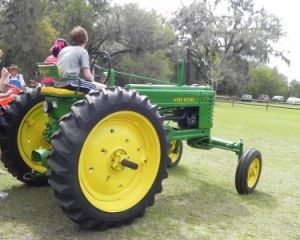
[0,103,299,240]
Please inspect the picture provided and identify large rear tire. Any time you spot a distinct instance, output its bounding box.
[0,88,49,185]
[48,88,169,229]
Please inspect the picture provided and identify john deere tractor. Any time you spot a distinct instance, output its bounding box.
[0,52,262,229]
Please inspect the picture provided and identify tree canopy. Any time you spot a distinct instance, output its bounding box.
[246,65,288,98]
[171,0,289,95]
[0,0,57,77]
[289,79,300,98]
[0,0,292,96]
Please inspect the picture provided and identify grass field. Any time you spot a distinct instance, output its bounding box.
[0,102,299,240]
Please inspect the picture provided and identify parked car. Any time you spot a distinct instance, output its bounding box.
[257,94,270,102]
[286,97,300,105]
[271,96,284,103]
[241,94,253,102]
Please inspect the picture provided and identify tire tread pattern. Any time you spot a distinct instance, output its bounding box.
[48,87,169,229]
[235,148,262,194]
[0,88,47,185]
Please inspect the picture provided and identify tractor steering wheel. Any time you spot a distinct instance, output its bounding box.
[90,51,112,84]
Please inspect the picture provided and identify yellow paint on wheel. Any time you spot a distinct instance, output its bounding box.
[168,140,180,163]
[18,102,50,173]
[78,111,161,213]
[247,158,260,188]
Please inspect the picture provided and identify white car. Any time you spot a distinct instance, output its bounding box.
[271,96,284,102]
[286,97,300,104]
[241,94,252,101]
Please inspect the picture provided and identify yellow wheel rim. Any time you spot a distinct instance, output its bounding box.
[247,158,260,188]
[168,140,180,164]
[78,111,161,213]
[18,102,50,173]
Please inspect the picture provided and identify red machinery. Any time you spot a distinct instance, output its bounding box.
[0,83,21,113]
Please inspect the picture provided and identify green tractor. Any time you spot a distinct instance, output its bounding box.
[0,52,262,229]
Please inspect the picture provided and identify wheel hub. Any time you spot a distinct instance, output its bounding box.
[18,102,49,173]
[110,149,128,171]
[168,140,180,163]
[247,158,260,188]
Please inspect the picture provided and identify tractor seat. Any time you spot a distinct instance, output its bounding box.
[37,62,60,80]
[40,87,84,97]
[37,62,85,97]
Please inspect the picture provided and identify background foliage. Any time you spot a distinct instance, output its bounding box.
[0,0,295,97]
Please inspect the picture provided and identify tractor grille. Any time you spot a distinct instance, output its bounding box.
[208,95,215,127]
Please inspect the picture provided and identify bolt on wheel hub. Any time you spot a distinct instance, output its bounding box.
[110,149,128,171]
[110,149,139,171]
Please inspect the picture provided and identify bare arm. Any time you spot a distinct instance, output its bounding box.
[0,67,9,91]
[0,88,13,98]
[82,67,94,81]
[0,92,9,98]
[82,65,106,90]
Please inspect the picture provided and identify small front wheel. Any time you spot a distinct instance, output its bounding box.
[167,140,183,168]
[235,149,262,194]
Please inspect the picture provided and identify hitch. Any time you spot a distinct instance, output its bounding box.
[23,171,47,183]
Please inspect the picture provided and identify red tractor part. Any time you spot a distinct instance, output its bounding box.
[0,83,21,113]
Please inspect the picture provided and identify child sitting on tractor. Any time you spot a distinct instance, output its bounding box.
[42,38,69,86]
[56,26,106,93]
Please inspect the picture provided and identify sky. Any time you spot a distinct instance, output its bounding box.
[112,0,300,82]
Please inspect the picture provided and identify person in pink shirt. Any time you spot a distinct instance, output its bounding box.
[41,38,68,86]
